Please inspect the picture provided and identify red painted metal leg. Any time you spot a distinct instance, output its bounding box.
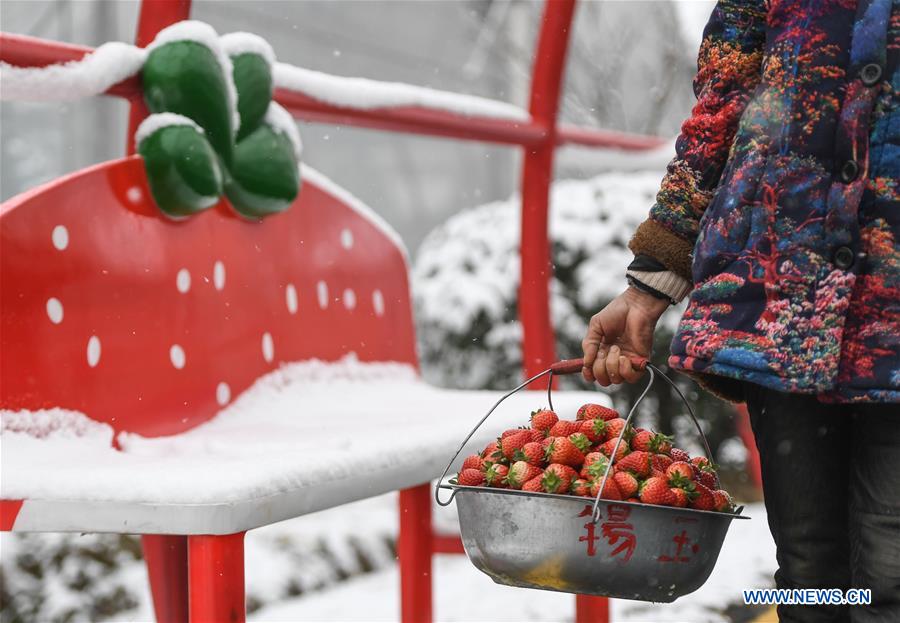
[143,535,189,623]
[399,484,433,623]
[575,595,610,623]
[735,404,763,489]
[519,0,576,381]
[188,532,245,623]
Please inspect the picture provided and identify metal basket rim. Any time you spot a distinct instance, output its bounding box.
[443,484,750,520]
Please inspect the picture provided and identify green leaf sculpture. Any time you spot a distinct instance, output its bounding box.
[225,115,301,218]
[142,26,235,165]
[137,115,223,218]
[136,24,301,220]
[220,33,300,218]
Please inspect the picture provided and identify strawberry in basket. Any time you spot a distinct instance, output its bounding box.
[453,401,735,513]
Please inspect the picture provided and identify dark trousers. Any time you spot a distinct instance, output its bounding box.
[744,384,900,622]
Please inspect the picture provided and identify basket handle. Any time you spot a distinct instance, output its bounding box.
[434,368,552,506]
[589,360,715,524]
[550,356,648,375]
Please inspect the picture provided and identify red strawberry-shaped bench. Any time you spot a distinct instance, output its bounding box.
[0,154,601,620]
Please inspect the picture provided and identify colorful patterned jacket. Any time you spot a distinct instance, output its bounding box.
[630,0,899,403]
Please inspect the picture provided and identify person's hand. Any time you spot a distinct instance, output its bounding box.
[581,287,668,386]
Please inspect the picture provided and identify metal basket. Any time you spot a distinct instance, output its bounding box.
[436,358,748,602]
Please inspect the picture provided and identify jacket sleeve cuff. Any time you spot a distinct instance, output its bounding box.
[628,219,695,283]
[626,269,692,304]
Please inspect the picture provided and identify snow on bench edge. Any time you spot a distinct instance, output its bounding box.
[300,164,408,262]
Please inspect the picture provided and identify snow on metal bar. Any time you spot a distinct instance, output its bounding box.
[0,31,662,150]
[272,63,529,122]
[0,40,146,101]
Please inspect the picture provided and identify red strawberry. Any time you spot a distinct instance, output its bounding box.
[652,453,674,473]
[513,441,545,466]
[583,461,614,483]
[485,463,509,487]
[616,450,652,477]
[691,456,711,469]
[654,434,673,455]
[598,438,630,461]
[604,418,633,443]
[571,478,592,497]
[626,497,640,503]
[530,409,559,433]
[462,454,486,471]
[581,452,608,475]
[670,448,691,462]
[690,482,716,511]
[522,475,544,492]
[526,429,545,444]
[568,432,592,453]
[639,476,675,506]
[501,431,531,461]
[545,437,585,468]
[541,436,554,451]
[630,429,653,452]
[698,469,720,490]
[501,428,524,439]
[482,440,505,463]
[712,490,734,512]
[650,468,668,479]
[578,418,607,443]
[590,475,622,500]
[666,461,694,483]
[506,460,543,489]
[542,464,577,494]
[457,468,485,487]
[548,420,580,437]
[670,487,689,507]
[577,403,619,421]
[631,430,673,455]
[613,471,639,498]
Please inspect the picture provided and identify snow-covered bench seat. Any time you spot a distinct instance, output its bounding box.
[1,356,599,534]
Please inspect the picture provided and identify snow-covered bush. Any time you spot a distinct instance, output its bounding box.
[413,172,743,464]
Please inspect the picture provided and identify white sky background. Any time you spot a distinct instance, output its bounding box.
[673,0,717,50]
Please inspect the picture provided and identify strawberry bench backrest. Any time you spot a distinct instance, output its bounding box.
[0,156,416,437]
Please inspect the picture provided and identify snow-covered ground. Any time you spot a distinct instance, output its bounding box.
[44,494,770,622]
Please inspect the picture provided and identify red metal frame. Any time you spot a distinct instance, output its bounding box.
[188,532,246,623]
[398,485,434,623]
[520,0,576,383]
[144,535,190,623]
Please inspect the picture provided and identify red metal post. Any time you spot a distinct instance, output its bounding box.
[126,0,192,155]
[735,404,763,489]
[521,2,610,620]
[576,595,611,623]
[188,532,246,623]
[398,484,433,623]
[143,535,189,623]
[519,0,576,382]
[431,534,466,555]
